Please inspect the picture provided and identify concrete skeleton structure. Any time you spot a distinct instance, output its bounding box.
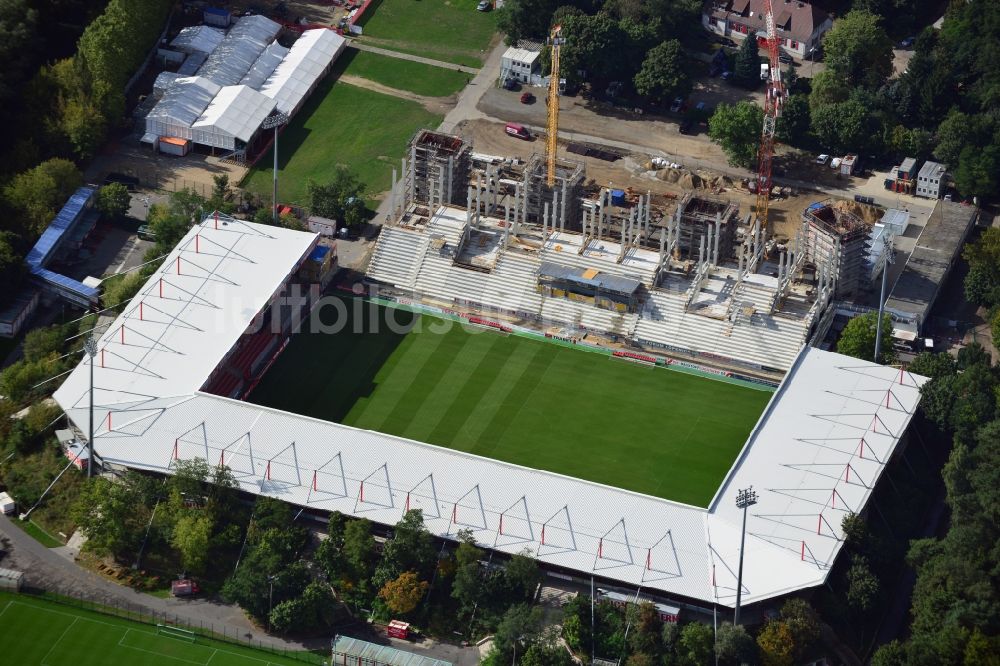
[54,212,926,614]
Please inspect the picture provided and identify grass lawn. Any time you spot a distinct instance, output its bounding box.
[248,299,772,506]
[11,518,64,548]
[336,49,471,97]
[0,594,326,665]
[356,0,497,67]
[242,79,442,205]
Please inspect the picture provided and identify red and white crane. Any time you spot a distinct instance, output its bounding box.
[753,0,787,241]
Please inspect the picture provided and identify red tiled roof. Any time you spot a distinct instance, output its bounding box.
[705,0,829,43]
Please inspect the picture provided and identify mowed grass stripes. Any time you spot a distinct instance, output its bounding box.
[248,299,772,506]
[0,594,325,665]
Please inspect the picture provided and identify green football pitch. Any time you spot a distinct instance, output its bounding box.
[248,299,772,506]
[0,594,324,666]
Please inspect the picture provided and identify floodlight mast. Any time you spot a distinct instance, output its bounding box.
[874,235,894,364]
[83,336,98,478]
[734,486,758,625]
[261,112,290,224]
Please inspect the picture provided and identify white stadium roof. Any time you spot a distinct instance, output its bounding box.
[192,85,277,144]
[53,213,925,608]
[260,29,346,116]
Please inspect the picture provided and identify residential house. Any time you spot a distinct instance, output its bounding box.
[915,161,947,199]
[702,0,832,59]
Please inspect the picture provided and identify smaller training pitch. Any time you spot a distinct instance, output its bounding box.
[0,595,323,666]
[249,299,772,506]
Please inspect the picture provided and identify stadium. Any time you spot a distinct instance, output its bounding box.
[53,135,925,618]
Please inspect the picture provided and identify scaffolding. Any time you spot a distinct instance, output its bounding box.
[801,203,870,297]
[675,194,740,261]
[395,130,471,213]
[522,153,584,228]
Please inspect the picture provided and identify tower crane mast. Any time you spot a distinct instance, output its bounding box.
[753,0,786,242]
[546,25,564,187]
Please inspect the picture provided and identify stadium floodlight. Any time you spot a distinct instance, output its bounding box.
[734,486,757,626]
[83,336,98,478]
[261,112,290,225]
[874,235,894,364]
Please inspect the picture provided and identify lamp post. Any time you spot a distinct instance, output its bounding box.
[267,574,276,631]
[734,486,758,626]
[874,235,895,364]
[83,336,97,478]
[261,112,290,224]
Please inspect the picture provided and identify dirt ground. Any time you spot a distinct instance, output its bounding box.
[85,138,250,199]
[455,117,828,241]
[338,73,456,115]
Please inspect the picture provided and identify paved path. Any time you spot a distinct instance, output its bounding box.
[347,41,480,74]
[0,513,315,651]
[338,74,453,115]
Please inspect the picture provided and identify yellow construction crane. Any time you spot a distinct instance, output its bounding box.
[546,24,564,187]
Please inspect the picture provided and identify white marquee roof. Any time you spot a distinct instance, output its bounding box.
[241,41,290,90]
[260,29,345,115]
[171,25,226,56]
[197,15,281,87]
[53,215,925,608]
[192,85,277,142]
[146,76,222,128]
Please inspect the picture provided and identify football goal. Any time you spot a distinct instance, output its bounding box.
[157,624,197,643]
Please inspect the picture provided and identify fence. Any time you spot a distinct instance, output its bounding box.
[12,585,328,664]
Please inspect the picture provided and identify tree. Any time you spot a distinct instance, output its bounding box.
[308,167,366,228]
[342,518,377,583]
[171,514,212,574]
[907,351,955,380]
[102,271,145,308]
[4,158,83,235]
[708,101,764,168]
[836,312,896,364]
[504,550,542,604]
[871,640,909,666]
[677,621,713,666]
[810,98,883,155]
[373,510,436,589]
[953,143,1000,200]
[821,10,893,89]
[846,554,880,613]
[808,70,851,111]
[779,598,820,659]
[268,581,335,634]
[629,602,663,658]
[379,571,428,615]
[97,182,130,221]
[491,604,545,664]
[0,231,26,306]
[633,40,689,104]
[715,622,756,665]
[22,324,68,362]
[0,0,37,115]
[72,474,151,560]
[776,93,811,148]
[452,530,484,616]
[733,34,760,89]
[756,620,794,666]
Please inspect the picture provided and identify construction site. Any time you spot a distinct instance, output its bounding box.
[365,129,876,379]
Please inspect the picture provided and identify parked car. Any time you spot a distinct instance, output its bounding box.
[476,0,491,10]
[679,119,695,135]
[721,70,732,80]
[502,77,520,91]
[900,36,915,47]
[670,96,684,113]
[816,154,830,165]
[137,225,156,241]
[520,92,535,104]
[830,157,842,169]
[778,53,792,64]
